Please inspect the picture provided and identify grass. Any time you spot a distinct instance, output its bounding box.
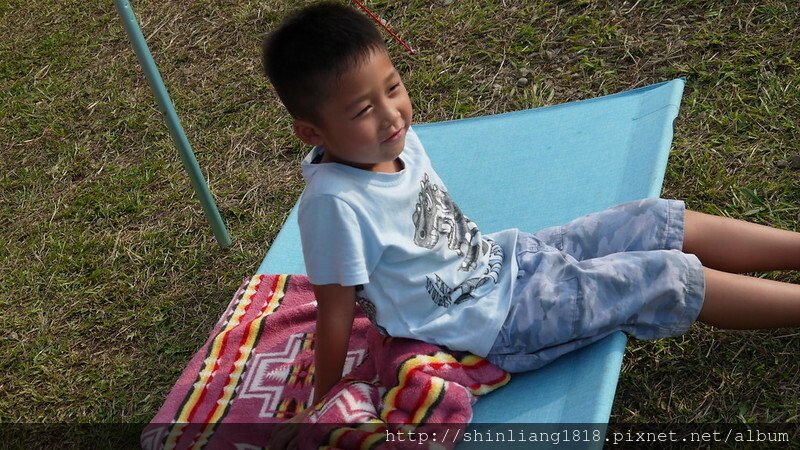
[1,0,798,434]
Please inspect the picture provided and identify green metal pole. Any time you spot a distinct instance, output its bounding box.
[114,0,232,247]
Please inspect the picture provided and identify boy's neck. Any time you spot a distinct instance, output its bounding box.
[320,152,403,173]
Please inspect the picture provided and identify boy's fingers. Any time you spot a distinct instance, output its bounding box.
[269,408,312,449]
[270,412,311,450]
[269,423,297,450]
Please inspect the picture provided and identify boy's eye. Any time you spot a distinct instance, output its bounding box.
[352,105,371,119]
[388,83,401,93]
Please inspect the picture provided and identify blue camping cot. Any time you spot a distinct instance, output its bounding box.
[257,79,686,426]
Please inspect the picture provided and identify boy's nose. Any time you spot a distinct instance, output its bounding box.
[380,106,401,128]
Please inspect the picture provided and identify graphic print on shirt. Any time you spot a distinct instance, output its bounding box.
[412,174,481,269]
[355,285,388,336]
[412,173,503,307]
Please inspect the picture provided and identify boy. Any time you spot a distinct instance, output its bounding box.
[263,2,800,447]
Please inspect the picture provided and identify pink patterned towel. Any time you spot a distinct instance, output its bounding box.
[142,274,510,449]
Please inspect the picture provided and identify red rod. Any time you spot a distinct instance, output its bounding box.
[352,0,415,54]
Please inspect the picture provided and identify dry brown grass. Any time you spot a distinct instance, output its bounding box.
[1,0,798,432]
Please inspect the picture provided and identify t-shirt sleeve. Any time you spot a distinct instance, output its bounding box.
[298,194,370,286]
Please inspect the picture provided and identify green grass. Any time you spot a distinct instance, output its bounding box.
[1,0,798,432]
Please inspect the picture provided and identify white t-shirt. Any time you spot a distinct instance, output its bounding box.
[298,128,518,356]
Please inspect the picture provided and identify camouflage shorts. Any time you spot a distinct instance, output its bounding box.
[486,198,705,373]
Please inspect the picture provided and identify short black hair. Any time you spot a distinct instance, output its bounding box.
[262,2,387,123]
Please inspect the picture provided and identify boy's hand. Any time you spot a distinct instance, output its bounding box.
[268,408,311,450]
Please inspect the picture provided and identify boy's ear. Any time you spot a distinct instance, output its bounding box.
[292,119,324,146]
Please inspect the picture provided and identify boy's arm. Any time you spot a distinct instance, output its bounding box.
[311,283,357,404]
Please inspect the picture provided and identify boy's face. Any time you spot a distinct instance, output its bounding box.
[293,48,412,173]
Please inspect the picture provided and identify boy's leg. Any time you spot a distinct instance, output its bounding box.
[534,198,686,261]
[684,210,800,273]
[698,267,800,329]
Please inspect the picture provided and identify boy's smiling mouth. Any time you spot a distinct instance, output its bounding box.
[382,127,406,144]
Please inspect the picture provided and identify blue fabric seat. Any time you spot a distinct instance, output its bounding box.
[257,79,685,427]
